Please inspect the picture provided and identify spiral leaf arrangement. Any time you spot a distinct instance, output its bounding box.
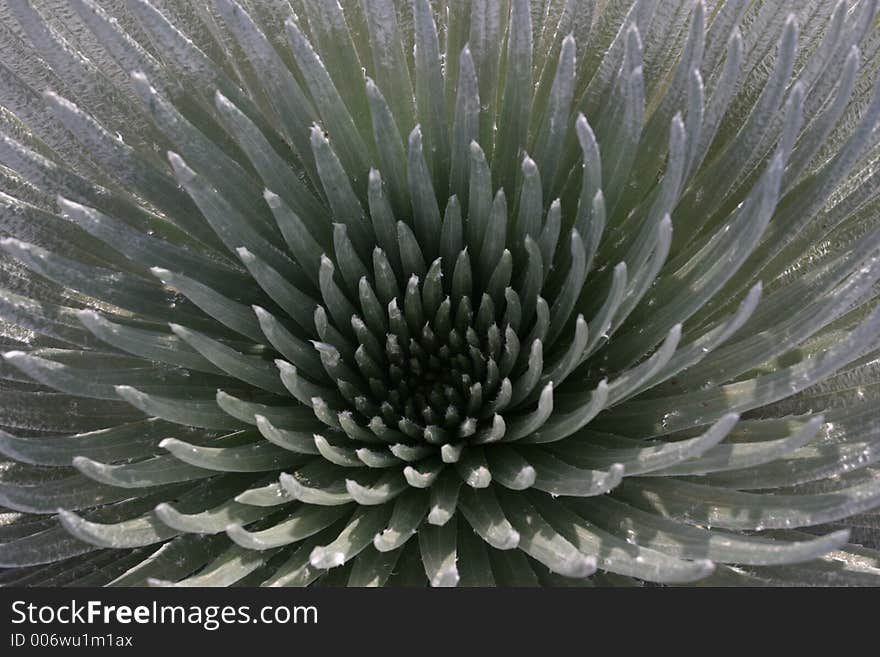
[1,0,880,587]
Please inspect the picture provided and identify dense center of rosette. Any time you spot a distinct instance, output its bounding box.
[357,272,509,450]
[384,314,483,442]
[303,215,544,467]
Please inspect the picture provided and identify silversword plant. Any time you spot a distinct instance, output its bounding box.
[1,0,880,586]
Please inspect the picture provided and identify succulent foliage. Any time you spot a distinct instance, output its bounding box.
[1,0,880,586]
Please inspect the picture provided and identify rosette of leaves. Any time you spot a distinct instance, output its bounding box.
[1,0,880,587]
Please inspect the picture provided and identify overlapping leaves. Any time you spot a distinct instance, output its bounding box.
[1,0,880,586]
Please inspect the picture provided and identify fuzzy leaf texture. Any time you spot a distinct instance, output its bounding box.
[0,0,880,587]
